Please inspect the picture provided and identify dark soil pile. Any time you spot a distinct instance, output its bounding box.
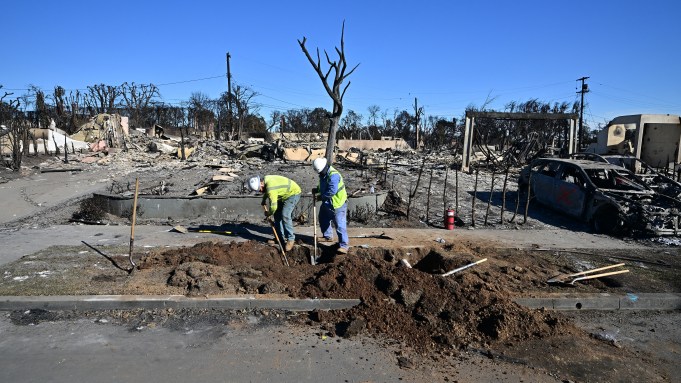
[137,240,576,354]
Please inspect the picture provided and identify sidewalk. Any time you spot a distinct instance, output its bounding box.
[0,224,646,267]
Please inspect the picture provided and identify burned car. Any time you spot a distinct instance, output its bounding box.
[569,152,681,199]
[519,158,681,236]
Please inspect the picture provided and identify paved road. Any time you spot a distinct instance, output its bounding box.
[0,314,558,383]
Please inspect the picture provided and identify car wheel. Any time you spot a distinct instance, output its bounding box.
[592,205,624,235]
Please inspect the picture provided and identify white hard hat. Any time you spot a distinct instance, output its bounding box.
[312,158,327,174]
[247,175,261,192]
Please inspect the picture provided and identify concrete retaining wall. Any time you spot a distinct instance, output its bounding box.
[94,192,388,221]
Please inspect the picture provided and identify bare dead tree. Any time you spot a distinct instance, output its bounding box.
[51,132,60,155]
[120,82,160,132]
[31,86,50,129]
[232,85,259,140]
[407,158,426,220]
[298,21,359,163]
[179,128,186,161]
[7,120,30,170]
[86,84,120,114]
[510,188,520,223]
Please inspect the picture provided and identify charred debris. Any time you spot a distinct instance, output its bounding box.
[6,112,681,238]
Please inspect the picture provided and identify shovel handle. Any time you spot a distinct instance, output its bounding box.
[442,258,488,277]
[312,194,317,265]
[566,263,626,278]
[263,205,289,266]
[570,269,630,284]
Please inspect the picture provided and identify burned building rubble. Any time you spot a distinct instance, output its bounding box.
[6,111,681,239]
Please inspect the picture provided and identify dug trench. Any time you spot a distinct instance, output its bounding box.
[1,239,675,381]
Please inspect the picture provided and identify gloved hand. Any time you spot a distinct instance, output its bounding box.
[311,187,318,195]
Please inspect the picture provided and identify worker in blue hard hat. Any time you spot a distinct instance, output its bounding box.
[248,174,301,251]
[312,158,349,254]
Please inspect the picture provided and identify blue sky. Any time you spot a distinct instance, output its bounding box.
[2,0,680,129]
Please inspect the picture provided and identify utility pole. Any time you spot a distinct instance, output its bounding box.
[413,98,421,150]
[226,52,233,141]
[577,76,589,149]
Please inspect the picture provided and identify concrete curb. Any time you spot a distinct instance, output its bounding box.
[3,293,680,312]
[515,293,681,311]
[0,295,361,312]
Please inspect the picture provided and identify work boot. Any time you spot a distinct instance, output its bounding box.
[319,237,334,243]
[336,247,348,255]
[267,239,277,245]
[285,240,295,252]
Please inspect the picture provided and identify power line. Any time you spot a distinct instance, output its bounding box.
[590,90,680,109]
[597,82,679,105]
[156,75,225,87]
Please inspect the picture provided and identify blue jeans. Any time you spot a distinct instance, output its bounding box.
[274,193,300,242]
[319,202,349,249]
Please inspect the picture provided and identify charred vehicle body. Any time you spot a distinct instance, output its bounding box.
[569,152,681,200]
[519,158,681,236]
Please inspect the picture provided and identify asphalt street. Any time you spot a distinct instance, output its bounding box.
[0,314,559,383]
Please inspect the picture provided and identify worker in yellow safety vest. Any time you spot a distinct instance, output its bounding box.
[248,175,301,251]
[312,158,349,254]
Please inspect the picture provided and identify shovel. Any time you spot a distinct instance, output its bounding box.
[263,205,289,267]
[172,225,238,235]
[312,194,319,265]
[547,263,629,285]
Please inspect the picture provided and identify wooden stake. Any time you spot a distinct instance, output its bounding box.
[500,167,509,224]
[471,168,479,227]
[426,168,433,225]
[484,170,495,226]
[455,164,459,218]
[524,173,532,224]
[128,177,139,271]
[443,164,449,214]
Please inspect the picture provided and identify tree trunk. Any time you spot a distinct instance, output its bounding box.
[326,113,340,163]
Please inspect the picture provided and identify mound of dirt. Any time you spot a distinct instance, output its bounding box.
[136,240,576,353]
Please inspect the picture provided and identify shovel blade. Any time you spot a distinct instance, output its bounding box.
[547,273,571,284]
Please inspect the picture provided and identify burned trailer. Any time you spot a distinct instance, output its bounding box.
[519,158,681,236]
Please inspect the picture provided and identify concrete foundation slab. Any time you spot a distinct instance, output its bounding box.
[93,192,387,221]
